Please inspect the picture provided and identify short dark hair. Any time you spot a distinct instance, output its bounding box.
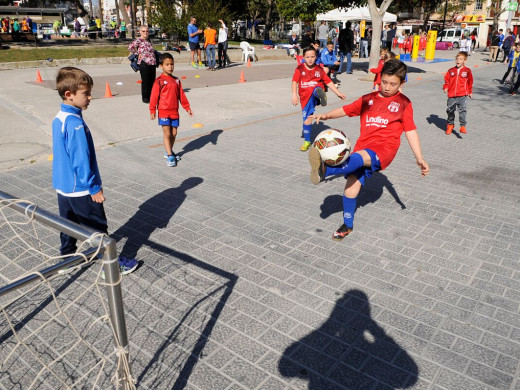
[381,59,407,82]
[303,46,317,55]
[456,51,468,59]
[159,52,174,64]
[56,67,93,100]
[326,41,334,46]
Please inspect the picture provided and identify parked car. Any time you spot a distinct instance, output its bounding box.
[436,27,476,48]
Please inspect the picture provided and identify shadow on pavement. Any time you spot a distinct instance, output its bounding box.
[426,113,446,131]
[319,172,406,220]
[110,177,238,389]
[278,289,418,389]
[177,129,223,158]
[112,177,203,260]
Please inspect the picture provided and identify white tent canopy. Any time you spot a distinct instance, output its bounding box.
[317,7,397,23]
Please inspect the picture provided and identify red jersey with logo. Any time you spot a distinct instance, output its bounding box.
[343,91,416,170]
[149,74,191,119]
[443,66,473,98]
[292,63,332,109]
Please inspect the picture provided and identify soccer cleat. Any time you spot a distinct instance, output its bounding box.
[191,62,198,69]
[459,126,467,134]
[300,141,311,151]
[167,155,177,167]
[308,146,325,185]
[511,91,517,96]
[315,88,327,106]
[164,152,181,161]
[332,224,353,241]
[446,124,454,135]
[101,256,138,279]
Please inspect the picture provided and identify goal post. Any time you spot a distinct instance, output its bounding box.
[0,190,134,389]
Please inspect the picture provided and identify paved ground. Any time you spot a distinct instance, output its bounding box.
[1,49,520,390]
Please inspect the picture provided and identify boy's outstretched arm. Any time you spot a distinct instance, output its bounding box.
[405,130,429,176]
[310,106,346,123]
[325,81,346,100]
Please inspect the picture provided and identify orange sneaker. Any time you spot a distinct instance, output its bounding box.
[460,126,467,133]
[446,124,454,135]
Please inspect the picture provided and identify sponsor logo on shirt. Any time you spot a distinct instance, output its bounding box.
[300,81,318,88]
[388,101,400,113]
[366,116,389,127]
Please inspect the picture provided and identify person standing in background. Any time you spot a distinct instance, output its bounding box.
[217,19,228,68]
[317,21,329,49]
[128,26,157,103]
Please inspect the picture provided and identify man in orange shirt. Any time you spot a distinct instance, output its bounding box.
[204,22,217,70]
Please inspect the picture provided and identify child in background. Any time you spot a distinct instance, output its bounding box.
[292,46,346,151]
[370,48,390,91]
[443,51,473,134]
[149,53,193,166]
[501,44,520,85]
[52,67,138,275]
[308,59,429,240]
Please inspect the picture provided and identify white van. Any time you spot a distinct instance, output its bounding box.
[437,27,477,48]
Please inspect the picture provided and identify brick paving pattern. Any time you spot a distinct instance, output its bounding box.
[1,59,519,389]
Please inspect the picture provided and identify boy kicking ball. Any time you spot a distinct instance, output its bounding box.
[309,59,429,240]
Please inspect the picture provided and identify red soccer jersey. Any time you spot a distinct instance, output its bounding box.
[292,63,332,109]
[343,91,416,170]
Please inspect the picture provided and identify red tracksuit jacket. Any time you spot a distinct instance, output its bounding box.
[149,74,190,119]
[443,66,473,98]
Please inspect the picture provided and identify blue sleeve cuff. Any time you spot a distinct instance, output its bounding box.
[89,185,102,196]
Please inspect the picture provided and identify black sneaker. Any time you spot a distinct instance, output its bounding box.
[315,87,327,107]
[332,224,353,241]
[308,147,325,185]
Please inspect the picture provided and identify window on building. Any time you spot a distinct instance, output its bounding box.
[475,0,483,11]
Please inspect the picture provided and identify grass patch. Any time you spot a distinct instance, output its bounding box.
[0,45,163,63]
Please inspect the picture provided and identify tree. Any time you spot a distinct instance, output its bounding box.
[276,0,395,68]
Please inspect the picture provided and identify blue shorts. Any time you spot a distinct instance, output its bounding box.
[353,149,382,186]
[158,117,179,127]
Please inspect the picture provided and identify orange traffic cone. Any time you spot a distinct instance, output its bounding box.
[239,71,246,83]
[104,82,113,98]
[36,70,43,83]
[247,57,251,68]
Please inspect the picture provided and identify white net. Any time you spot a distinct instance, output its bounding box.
[0,198,135,390]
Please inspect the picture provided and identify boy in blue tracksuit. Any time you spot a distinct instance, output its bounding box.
[320,41,341,82]
[52,67,137,275]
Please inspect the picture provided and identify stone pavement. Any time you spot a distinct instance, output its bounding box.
[1,51,520,390]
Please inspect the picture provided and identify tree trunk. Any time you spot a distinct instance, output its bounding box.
[88,0,93,17]
[419,1,425,21]
[367,0,394,71]
[115,0,120,26]
[118,0,132,36]
[492,0,500,33]
[145,0,151,26]
[263,0,274,40]
[73,0,89,18]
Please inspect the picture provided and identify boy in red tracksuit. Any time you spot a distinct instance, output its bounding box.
[150,53,193,167]
[443,51,473,135]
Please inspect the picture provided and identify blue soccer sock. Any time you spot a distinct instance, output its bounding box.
[325,153,365,177]
[302,124,312,142]
[343,195,356,228]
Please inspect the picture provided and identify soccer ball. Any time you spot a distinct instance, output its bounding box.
[313,129,351,166]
